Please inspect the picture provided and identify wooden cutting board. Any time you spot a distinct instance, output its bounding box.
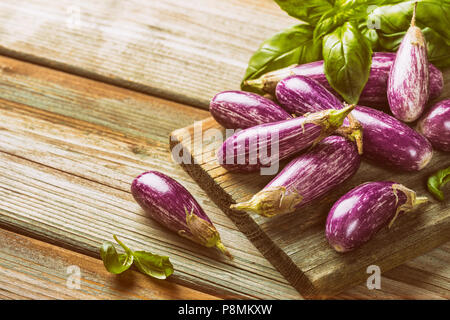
[170,115,450,297]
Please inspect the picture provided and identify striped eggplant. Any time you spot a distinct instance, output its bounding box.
[418,99,450,152]
[276,75,343,114]
[275,75,433,171]
[210,91,291,129]
[217,105,354,173]
[326,181,428,252]
[230,136,360,217]
[388,5,429,122]
[245,52,443,108]
[131,171,232,259]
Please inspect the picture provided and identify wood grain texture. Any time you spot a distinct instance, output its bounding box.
[0,57,301,299]
[1,225,447,300]
[0,227,217,300]
[169,70,450,297]
[0,0,296,109]
[0,55,448,299]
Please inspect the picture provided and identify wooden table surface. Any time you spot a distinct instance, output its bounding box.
[0,0,448,299]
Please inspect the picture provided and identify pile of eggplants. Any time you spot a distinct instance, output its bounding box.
[129,3,448,258]
[244,52,443,109]
[211,3,448,253]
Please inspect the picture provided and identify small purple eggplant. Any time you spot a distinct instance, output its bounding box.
[210,91,292,129]
[230,136,360,217]
[276,75,363,154]
[353,106,433,171]
[217,105,355,173]
[245,52,443,108]
[276,75,342,115]
[387,4,429,122]
[131,171,232,259]
[275,76,433,171]
[275,76,344,115]
[326,181,428,252]
[418,99,450,152]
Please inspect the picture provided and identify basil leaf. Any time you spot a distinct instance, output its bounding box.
[313,4,371,43]
[313,9,344,42]
[132,251,174,280]
[241,24,322,92]
[100,235,174,279]
[427,166,450,202]
[274,0,335,25]
[416,0,450,46]
[376,26,450,68]
[369,1,450,46]
[423,28,450,69]
[360,25,381,51]
[100,241,134,274]
[323,21,372,104]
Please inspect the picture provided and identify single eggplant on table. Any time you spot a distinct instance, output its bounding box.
[131,171,232,259]
[245,52,443,108]
[217,105,354,173]
[326,181,428,252]
[418,99,450,152]
[387,4,429,122]
[230,136,360,217]
[276,75,433,171]
[210,91,291,129]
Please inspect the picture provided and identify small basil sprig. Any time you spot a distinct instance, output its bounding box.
[100,235,174,279]
[427,166,450,201]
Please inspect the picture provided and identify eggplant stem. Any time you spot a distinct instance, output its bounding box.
[216,240,233,260]
[389,184,428,228]
[230,186,303,217]
[411,1,418,27]
[244,79,265,90]
[183,207,233,259]
[307,104,356,148]
[336,111,364,155]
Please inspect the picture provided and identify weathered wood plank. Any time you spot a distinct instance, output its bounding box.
[0,227,218,300]
[0,224,447,300]
[0,0,296,108]
[0,94,300,299]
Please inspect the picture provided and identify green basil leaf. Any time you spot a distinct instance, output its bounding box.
[313,9,344,42]
[423,28,450,69]
[323,21,372,104]
[274,0,335,25]
[313,4,373,42]
[132,251,174,280]
[100,241,134,274]
[241,24,322,93]
[359,24,381,51]
[376,27,450,69]
[369,1,450,46]
[416,0,450,46]
[427,166,450,201]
